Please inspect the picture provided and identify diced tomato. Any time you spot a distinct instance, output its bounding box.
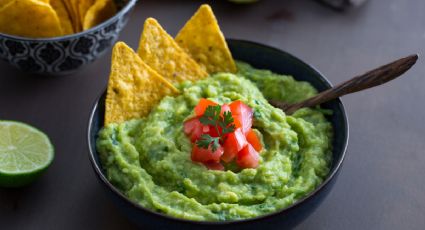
[229,100,253,134]
[184,117,199,134]
[222,128,248,163]
[184,117,206,142]
[203,161,225,171]
[207,104,231,137]
[202,126,210,133]
[191,145,224,163]
[237,144,259,169]
[246,129,262,152]
[220,103,231,116]
[207,125,221,138]
[194,98,218,116]
[187,99,260,168]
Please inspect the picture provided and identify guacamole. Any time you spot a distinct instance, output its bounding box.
[96,62,333,221]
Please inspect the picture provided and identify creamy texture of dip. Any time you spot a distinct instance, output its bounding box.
[97,62,333,221]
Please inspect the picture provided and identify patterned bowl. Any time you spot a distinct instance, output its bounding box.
[0,0,136,75]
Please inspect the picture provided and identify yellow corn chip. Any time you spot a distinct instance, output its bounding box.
[62,0,80,32]
[83,0,116,30]
[78,0,94,24]
[105,42,180,125]
[50,0,74,35]
[175,4,237,74]
[0,0,12,8]
[70,0,82,32]
[137,18,208,85]
[0,0,63,38]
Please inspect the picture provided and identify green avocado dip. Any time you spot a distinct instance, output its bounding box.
[96,62,333,221]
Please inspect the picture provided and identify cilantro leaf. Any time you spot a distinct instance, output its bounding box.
[220,111,236,135]
[196,134,220,152]
[199,105,221,126]
[196,105,237,151]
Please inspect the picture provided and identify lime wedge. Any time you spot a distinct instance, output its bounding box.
[0,121,54,187]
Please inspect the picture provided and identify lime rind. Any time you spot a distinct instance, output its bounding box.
[0,120,54,187]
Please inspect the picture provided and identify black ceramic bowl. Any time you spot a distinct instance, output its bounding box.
[0,0,136,75]
[87,39,349,229]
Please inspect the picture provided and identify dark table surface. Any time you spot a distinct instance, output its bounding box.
[1,0,424,229]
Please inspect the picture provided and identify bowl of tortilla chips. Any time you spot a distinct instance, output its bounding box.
[0,0,136,74]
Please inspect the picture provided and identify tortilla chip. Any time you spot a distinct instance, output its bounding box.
[0,0,12,8]
[137,18,208,85]
[78,0,94,24]
[69,0,82,32]
[83,0,116,30]
[0,0,63,38]
[62,0,79,32]
[175,4,237,74]
[105,42,180,125]
[50,0,74,35]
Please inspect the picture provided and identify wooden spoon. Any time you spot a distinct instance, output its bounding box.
[269,54,418,115]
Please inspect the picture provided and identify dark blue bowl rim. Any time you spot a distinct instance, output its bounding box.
[87,39,349,225]
[0,0,137,42]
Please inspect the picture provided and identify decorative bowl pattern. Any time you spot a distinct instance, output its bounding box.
[0,0,136,75]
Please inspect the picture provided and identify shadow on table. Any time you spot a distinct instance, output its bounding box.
[0,186,31,212]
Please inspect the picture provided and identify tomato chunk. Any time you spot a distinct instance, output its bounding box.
[220,103,231,116]
[187,99,260,169]
[194,98,218,116]
[202,126,210,133]
[222,128,247,162]
[237,144,259,169]
[246,129,262,152]
[229,100,253,134]
[208,104,231,137]
[203,161,225,171]
[184,117,207,142]
[206,125,221,138]
[191,145,224,163]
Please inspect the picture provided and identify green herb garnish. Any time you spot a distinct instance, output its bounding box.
[196,105,236,151]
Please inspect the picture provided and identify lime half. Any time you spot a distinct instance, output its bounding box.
[0,121,54,187]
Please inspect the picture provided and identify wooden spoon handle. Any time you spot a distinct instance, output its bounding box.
[275,54,418,114]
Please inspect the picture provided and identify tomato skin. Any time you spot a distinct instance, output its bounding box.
[183,117,208,142]
[246,129,262,152]
[191,145,224,163]
[206,125,221,138]
[229,100,253,134]
[203,161,225,171]
[183,117,198,134]
[194,98,218,116]
[222,128,247,163]
[220,103,231,116]
[237,144,259,169]
[202,126,210,133]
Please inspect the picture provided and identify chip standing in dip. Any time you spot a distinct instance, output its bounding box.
[96,4,333,221]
